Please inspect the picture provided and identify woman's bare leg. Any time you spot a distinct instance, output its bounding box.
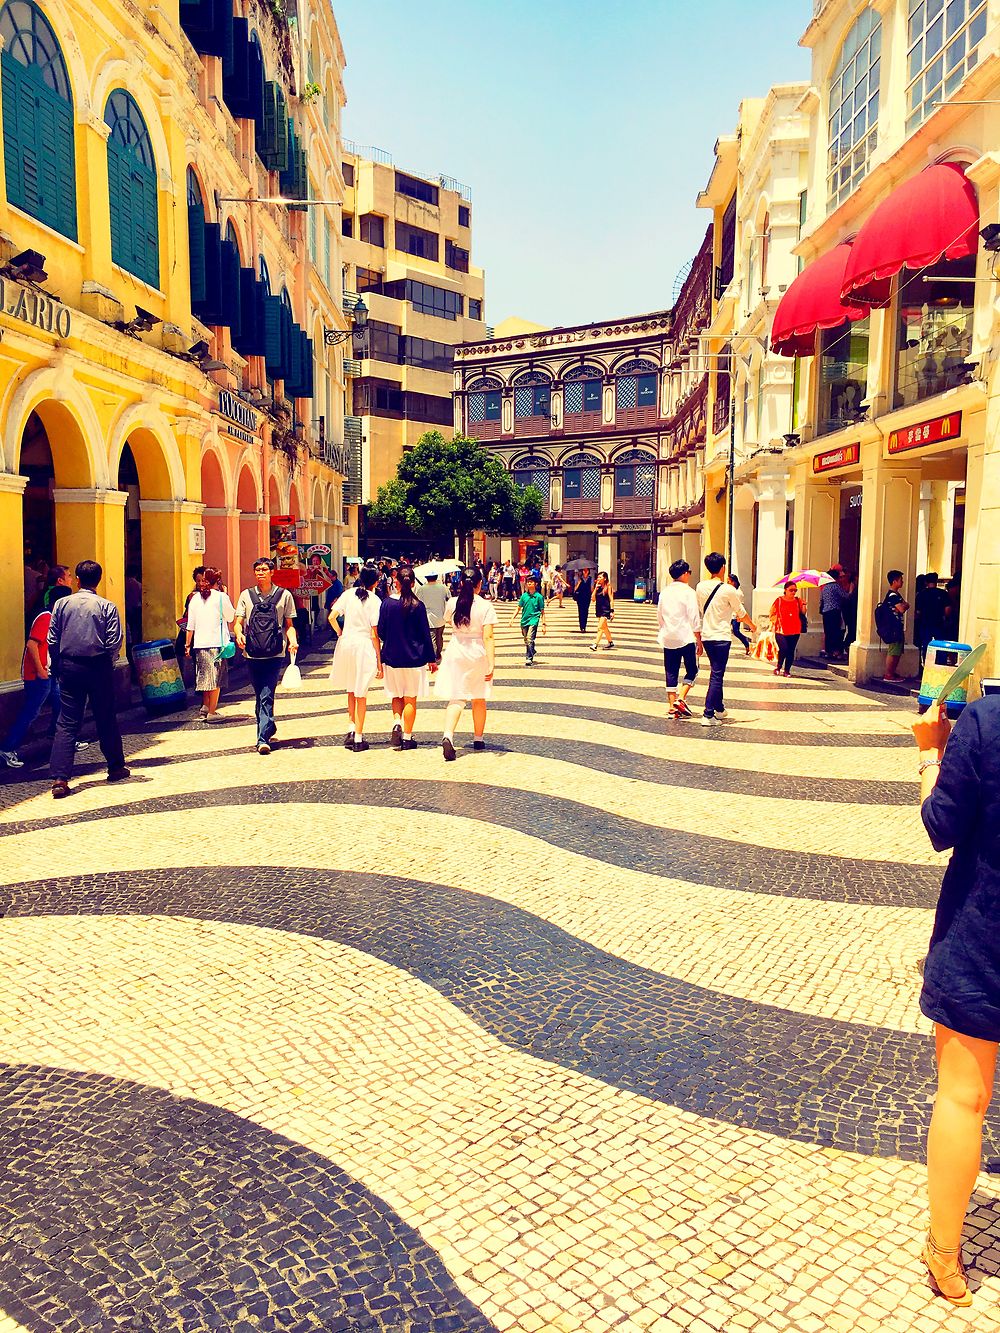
[355,696,367,736]
[926,1024,998,1294]
[471,698,487,738]
[204,687,220,715]
[391,695,404,726]
[347,693,356,727]
[443,700,465,738]
[402,696,417,733]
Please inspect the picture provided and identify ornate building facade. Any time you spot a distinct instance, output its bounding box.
[0,0,348,697]
[453,230,713,595]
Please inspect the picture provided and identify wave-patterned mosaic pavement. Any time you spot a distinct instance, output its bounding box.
[2,602,1000,1333]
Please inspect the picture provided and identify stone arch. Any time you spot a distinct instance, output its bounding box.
[235,456,262,511]
[91,62,172,187]
[610,444,656,463]
[223,213,248,262]
[267,470,286,515]
[609,353,658,375]
[108,405,185,500]
[559,360,607,381]
[186,160,214,218]
[558,447,605,466]
[291,475,307,524]
[5,368,101,485]
[311,477,324,525]
[200,441,230,508]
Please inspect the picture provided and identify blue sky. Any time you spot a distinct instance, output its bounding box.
[334,0,811,328]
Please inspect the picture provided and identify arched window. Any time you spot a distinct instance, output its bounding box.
[0,0,76,238]
[615,360,658,412]
[512,369,551,420]
[468,375,502,424]
[906,0,987,132]
[614,448,656,500]
[512,459,550,498]
[225,219,242,262]
[827,7,881,210]
[105,90,158,286]
[564,364,604,415]
[259,255,271,291]
[562,451,602,503]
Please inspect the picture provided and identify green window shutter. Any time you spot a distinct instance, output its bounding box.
[301,332,314,399]
[220,239,241,336]
[107,141,133,271]
[294,146,307,202]
[261,80,278,169]
[188,203,206,307]
[274,90,289,173]
[263,294,283,374]
[2,57,76,240]
[279,123,295,195]
[287,321,302,396]
[1,57,25,214]
[279,303,292,382]
[131,164,160,288]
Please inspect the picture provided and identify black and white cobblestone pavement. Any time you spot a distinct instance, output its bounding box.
[1,603,999,1332]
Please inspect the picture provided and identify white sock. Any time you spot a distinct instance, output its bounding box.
[404,731,413,740]
[443,731,454,743]
[474,732,484,741]
[355,731,363,742]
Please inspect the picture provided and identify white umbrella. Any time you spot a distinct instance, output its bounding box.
[413,558,463,580]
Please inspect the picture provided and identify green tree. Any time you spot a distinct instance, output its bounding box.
[368,431,544,544]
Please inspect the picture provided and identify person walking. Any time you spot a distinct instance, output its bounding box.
[328,565,383,752]
[840,569,858,650]
[657,559,702,720]
[819,569,847,661]
[48,560,129,798]
[551,565,567,607]
[540,559,553,600]
[876,569,909,681]
[728,575,751,654]
[499,560,515,602]
[590,572,615,651]
[417,571,449,663]
[909,694,1000,1307]
[509,574,546,666]
[0,577,74,769]
[916,573,951,669]
[574,567,593,633]
[378,568,436,750]
[696,552,755,728]
[437,568,496,760]
[184,567,236,721]
[769,581,807,677]
[233,557,298,755]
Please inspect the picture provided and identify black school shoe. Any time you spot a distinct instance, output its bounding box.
[473,740,486,751]
[391,723,403,750]
[402,738,418,750]
[442,737,457,761]
[344,731,355,749]
[353,740,370,753]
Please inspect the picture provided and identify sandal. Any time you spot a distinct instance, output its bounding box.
[923,1231,972,1306]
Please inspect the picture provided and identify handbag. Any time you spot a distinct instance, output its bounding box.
[217,594,236,660]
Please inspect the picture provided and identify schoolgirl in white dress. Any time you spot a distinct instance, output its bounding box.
[329,566,383,752]
[435,569,497,760]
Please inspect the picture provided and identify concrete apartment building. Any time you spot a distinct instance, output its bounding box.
[339,145,487,553]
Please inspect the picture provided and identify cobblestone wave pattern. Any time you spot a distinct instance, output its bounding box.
[0,1063,499,1333]
[3,865,995,1162]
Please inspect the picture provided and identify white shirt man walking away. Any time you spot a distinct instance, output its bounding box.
[696,551,755,727]
[657,559,703,720]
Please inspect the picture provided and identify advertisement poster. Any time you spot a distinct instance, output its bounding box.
[269,514,300,590]
[298,543,334,597]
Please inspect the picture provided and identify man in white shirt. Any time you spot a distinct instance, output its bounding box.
[696,551,756,727]
[657,559,703,720]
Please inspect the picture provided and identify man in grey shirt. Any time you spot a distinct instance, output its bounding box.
[416,573,449,662]
[48,559,128,797]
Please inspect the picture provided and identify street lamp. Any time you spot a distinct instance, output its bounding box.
[325,298,368,347]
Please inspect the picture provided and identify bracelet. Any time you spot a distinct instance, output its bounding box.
[918,759,942,776]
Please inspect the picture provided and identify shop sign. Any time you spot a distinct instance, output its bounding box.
[887,412,962,455]
[216,389,260,445]
[617,522,651,532]
[298,543,333,596]
[269,513,300,590]
[813,442,860,473]
[0,277,72,338]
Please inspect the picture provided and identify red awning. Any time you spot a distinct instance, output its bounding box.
[840,161,979,307]
[769,241,868,358]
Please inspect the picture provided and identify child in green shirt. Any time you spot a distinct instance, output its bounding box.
[509,575,546,666]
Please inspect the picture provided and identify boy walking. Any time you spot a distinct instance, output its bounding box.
[233,558,298,754]
[510,575,546,665]
[696,552,755,727]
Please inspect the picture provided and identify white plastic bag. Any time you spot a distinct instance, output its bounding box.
[280,657,302,691]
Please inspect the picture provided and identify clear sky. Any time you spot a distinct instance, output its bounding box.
[333,0,811,329]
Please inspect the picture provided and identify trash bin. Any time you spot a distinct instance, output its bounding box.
[633,577,647,603]
[133,638,187,715]
[918,639,974,719]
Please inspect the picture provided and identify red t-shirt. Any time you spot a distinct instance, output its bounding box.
[771,596,804,636]
[22,611,50,680]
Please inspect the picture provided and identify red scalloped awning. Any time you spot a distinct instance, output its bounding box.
[840,162,979,308]
[769,241,868,358]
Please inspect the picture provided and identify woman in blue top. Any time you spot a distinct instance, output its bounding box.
[912,695,1000,1306]
[377,568,437,750]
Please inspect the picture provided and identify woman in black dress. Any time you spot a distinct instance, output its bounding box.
[589,572,615,651]
[912,695,1000,1306]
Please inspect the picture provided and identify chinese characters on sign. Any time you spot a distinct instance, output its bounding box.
[298,543,333,595]
[269,514,300,590]
[887,413,962,455]
[813,443,860,474]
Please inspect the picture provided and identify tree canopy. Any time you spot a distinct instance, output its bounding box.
[367,432,544,538]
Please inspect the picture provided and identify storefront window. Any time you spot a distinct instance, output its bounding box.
[817,318,870,436]
[894,256,974,408]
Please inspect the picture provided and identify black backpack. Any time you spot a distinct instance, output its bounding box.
[245,588,283,658]
[874,595,902,644]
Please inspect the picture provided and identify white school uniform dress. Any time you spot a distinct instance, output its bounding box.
[328,588,380,695]
[435,595,497,700]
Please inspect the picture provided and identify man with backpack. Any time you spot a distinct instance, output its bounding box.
[875,568,909,682]
[233,557,298,754]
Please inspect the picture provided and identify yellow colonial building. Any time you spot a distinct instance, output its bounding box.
[0,0,349,696]
[339,144,487,554]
